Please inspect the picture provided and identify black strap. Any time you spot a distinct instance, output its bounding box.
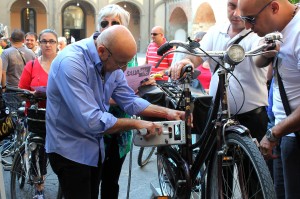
[213,31,253,74]
[15,48,27,65]
[274,58,300,145]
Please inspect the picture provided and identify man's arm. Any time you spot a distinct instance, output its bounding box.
[272,106,300,138]
[253,39,279,68]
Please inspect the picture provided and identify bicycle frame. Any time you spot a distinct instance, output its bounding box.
[154,32,282,198]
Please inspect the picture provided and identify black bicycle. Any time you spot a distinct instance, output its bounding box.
[135,33,281,198]
[7,87,62,199]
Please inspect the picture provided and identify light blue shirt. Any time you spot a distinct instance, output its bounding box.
[45,36,150,166]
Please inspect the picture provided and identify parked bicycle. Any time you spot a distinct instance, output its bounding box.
[7,87,62,199]
[134,33,282,198]
[0,89,28,171]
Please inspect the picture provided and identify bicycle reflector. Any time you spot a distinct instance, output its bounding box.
[224,44,245,65]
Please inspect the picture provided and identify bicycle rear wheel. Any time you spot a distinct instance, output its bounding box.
[137,147,156,167]
[206,132,276,199]
[10,145,61,199]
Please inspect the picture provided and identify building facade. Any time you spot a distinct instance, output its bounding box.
[0,0,228,52]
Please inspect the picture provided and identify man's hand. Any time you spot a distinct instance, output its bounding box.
[136,120,162,139]
[166,109,185,121]
[170,58,194,80]
[259,135,279,160]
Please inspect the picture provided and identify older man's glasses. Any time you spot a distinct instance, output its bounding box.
[100,21,120,28]
[102,45,128,69]
[240,0,274,25]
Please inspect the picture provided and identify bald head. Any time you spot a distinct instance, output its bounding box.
[238,0,293,36]
[96,25,137,72]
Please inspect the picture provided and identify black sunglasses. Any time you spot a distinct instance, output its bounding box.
[151,33,161,36]
[100,21,120,28]
[240,0,274,25]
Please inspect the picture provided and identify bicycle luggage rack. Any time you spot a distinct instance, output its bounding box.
[133,120,186,147]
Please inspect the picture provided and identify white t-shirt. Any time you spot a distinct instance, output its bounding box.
[200,22,268,114]
[272,8,300,136]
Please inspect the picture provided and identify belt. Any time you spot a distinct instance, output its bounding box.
[237,106,266,116]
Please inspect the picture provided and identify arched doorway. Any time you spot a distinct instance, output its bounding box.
[10,0,47,34]
[62,4,85,44]
[193,3,216,34]
[169,7,188,41]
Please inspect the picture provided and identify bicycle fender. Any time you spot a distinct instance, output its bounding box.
[226,125,250,136]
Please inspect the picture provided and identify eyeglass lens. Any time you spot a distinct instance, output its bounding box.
[40,40,57,44]
[100,21,120,28]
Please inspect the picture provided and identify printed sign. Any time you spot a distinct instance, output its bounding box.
[124,64,152,91]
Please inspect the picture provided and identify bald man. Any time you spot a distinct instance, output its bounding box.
[239,0,300,198]
[45,25,184,199]
[146,26,174,76]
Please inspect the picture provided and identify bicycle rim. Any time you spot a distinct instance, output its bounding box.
[10,145,60,199]
[137,147,156,167]
[157,146,191,199]
[207,133,276,199]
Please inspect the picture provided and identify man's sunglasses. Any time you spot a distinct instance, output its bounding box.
[151,33,161,36]
[100,21,120,28]
[240,0,273,25]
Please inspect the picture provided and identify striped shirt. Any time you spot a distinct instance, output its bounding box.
[146,39,174,74]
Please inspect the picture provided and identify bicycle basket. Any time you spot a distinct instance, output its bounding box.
[2,92,25,112]
[27,108,46,136]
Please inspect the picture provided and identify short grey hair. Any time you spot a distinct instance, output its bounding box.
[97,4,130,30]
[58,36,67,44]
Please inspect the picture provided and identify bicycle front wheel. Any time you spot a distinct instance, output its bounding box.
[206,132,276,199]
[157,146,191,199]
[137,147,156,167]
[10,145,61,199]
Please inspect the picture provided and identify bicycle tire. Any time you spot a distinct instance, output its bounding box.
[10,145,61,199]
[157,146,191,199]
[137,146,156,167]
[206,132,276,199]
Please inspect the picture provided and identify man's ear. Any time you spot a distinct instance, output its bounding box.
[97,45,106,59]
[270,1,279,14]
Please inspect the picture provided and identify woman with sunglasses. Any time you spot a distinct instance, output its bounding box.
[97,4,138,199]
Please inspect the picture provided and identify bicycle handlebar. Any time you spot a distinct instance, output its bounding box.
[157,32,282,66]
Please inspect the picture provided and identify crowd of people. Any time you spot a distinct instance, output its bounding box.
[0,0,299,198]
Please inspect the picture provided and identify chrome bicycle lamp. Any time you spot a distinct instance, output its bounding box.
[224,44,245,65]
[29,142,37,151]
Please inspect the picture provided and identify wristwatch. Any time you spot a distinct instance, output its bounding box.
[266,128,279,142]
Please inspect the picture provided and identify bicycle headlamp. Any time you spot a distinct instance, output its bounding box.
[224,44,245,65]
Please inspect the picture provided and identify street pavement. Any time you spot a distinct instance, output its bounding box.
[1,144,160,199]
[118,145,159,199]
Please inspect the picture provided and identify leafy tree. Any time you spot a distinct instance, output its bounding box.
[290,0,300,3]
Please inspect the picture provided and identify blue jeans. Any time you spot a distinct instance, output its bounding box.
[274,136,300,199]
